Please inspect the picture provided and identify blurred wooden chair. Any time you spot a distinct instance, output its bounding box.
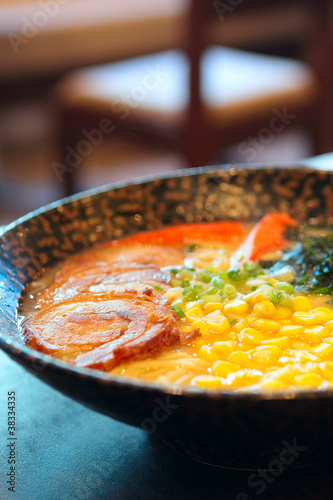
[53,0,330,195]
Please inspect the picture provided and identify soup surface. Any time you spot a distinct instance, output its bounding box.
[20,214,333,391]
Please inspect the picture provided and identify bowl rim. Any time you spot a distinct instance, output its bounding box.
[2,162,333,402]
[2,160,330,234]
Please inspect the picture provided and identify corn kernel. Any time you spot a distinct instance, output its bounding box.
[224,299,249,315]
[197,345,219,362]
[290,341,310,350]
[228,350,251,366]
[278,367,297,383]
[244,314,258,327]
[303,326,330,344]
[238,327,265,345]
[185,306,204,323]
[251,347,281,365]
[228,331,239,342]
[252,345,282,355]
[260,378,285,390]
[293,312,319,326]
[231,317,250,333]
[193,375,223,388]
[322,361,333,380]
[253,319,281,334]
[212,360,239,377]
[253,300,276,319]
[312,343,333,359]
[326,320,333,330]
[192,320,210,336]
[236,342,252,351]
[250,292,266,306]
[204,311,230,333]
[292,350,319,363]
[278,319,293,326]
[203,302,224,314]
[211,340,237,356]
[226,369,262,387]
[312,307,333,323]
[295,373,322,388]
[275,307,293,320]
[294,296,313,312]
[261,336,290,349]
[279,324,304,337]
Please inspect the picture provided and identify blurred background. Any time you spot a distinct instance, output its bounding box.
[1,0,333,224]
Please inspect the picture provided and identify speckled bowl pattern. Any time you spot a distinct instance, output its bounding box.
[1,165,333,469]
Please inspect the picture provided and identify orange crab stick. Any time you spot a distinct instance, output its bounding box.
[233,213,298,263]
[118,221,246,246]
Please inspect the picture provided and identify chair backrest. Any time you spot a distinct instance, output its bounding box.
[184,0,331,165]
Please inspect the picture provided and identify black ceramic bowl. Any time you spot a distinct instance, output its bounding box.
[1,164,333,470]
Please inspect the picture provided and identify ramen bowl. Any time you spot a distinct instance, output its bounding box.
[1,164,333,469]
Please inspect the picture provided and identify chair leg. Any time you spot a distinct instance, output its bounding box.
[306,0,333,155]
[53,107,107,196]
[52,107,79,196]
[183,1,215,167]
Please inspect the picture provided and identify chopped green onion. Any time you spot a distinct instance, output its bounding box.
[211,277,224,289]
[223,284,237,299]
[178,268,193,280]
[173,305,185,318]
[262,286,274,301]
[205,286,218,295]
[194,270,215,284]
[228,268,241,281]
[201,272,213,284]
[278,292,294,309]
[275,282,294,295]
[271,290,282,306]
[200,294,223,305]
[183,285,203,301]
